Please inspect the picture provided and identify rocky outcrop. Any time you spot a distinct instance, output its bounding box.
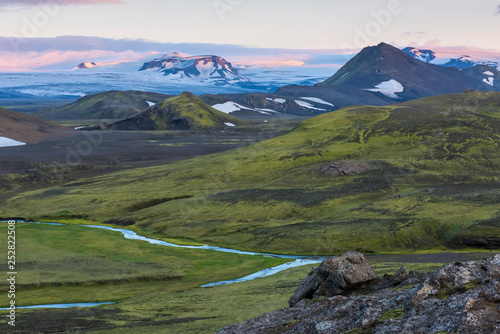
[289,252,377,307]
[218,254,500,334]
[314,161,372,178]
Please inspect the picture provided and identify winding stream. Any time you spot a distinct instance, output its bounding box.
[2,221,323,310]
[0,302,116,311]
[82,224,324,282]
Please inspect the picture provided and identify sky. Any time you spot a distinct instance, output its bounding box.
[0,0,499,71]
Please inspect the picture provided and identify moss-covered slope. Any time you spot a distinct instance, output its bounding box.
[107,92,243,130]
[3,92,500,254]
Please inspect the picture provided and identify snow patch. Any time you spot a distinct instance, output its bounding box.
[0,137,26,148]
[74,126,86,130]
[339,72,349,79]
[146,101,156,107]
[364,79,404,99]
[266,97,287,104]
[483,71,494,76]
[483,77,494,86]
[213,102,277,115]
[224,122,236,127]
[294,100,327,111]
[212,102,252,114]
[256,108,278,113]
[299,97,335,107]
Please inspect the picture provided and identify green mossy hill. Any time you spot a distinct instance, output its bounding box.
[35,90,172,120]
[4,92,500,254]
[107,92,243,130]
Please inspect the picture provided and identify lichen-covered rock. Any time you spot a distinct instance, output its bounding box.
[288,251,377,307]
[217,254,500,334]
[314,161,373,178]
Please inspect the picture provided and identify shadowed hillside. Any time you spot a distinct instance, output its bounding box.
[35,90,172,120]
[0,107,72,144]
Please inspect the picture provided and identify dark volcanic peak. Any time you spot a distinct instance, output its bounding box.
[322,42,499,101]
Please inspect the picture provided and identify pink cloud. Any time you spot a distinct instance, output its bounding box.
[407,40,500,58]
[232,54,311,67]
[0,0,125,6]
[0,50,159,71]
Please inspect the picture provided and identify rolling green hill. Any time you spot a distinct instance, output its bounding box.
[3,91,500,254]
[106,92,243,130]
[35,90,172,120]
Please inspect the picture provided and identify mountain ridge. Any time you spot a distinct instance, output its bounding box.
[35,90,172,120]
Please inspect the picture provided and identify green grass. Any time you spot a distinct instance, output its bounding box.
[2,92,500,255]
[0,223,288,307]
[376,308,405,322]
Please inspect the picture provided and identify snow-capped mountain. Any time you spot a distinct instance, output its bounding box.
[440,55,500,69]
[403,47,500,70]
[402,47,436,63]
[74,62,98,69]
[139,52,248,85]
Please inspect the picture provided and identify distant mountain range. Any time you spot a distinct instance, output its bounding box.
[403,47,500,69]
[73,52,252,88]
[42,42,500,120]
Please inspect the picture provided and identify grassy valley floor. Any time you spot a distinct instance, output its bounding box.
[1,222,497,334]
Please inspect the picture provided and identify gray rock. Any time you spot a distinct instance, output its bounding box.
[314,161,372,178]
[392,266,408,285]
[288,251,377,307]
[218,254,500,334]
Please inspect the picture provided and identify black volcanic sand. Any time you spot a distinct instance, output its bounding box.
[0,126,292,205]
[0,128,290,205]
[0,130,284,173]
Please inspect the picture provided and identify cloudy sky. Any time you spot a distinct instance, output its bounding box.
[0,0,499,71]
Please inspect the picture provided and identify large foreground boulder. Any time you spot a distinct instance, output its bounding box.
[289,251,377,307]
[218,254,500,334]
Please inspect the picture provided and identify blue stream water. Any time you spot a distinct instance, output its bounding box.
[1,221,324,310]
